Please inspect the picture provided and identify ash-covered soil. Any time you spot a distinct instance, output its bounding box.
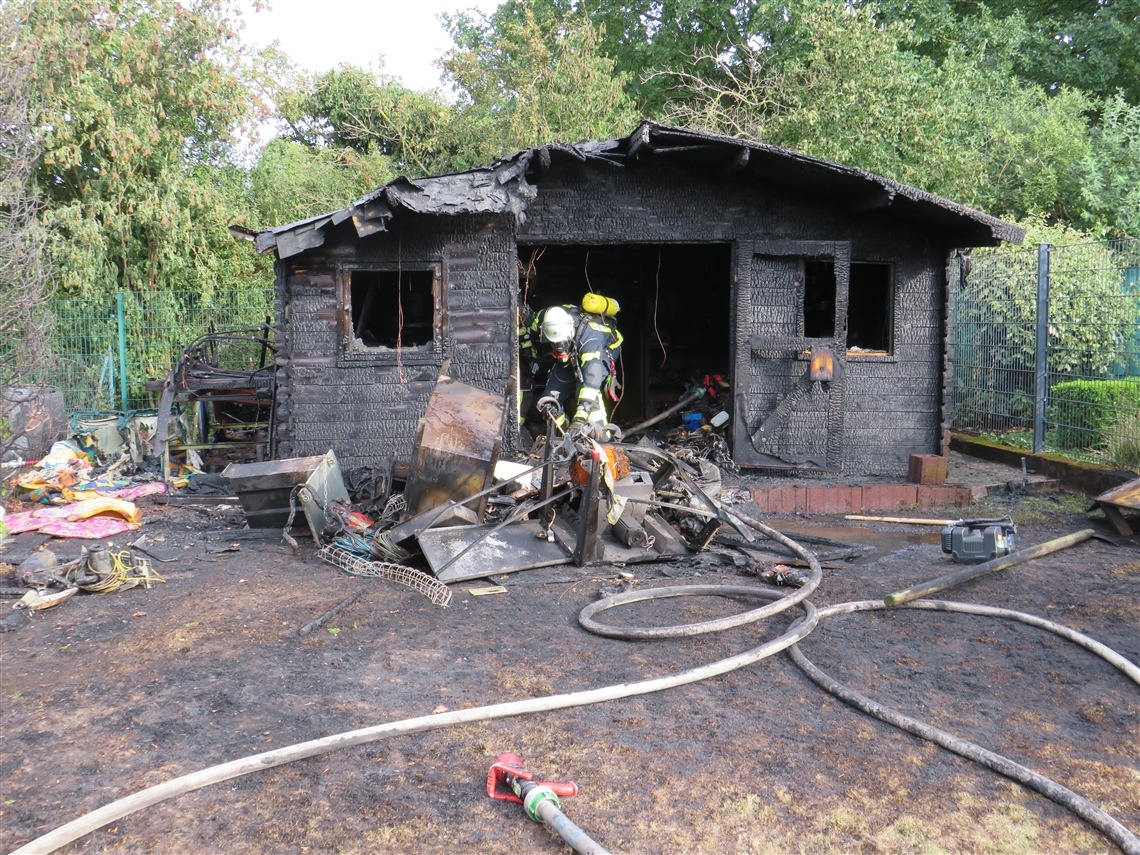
[1,489,1137,854]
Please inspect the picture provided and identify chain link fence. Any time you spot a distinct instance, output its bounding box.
[952,238,1140,471]
[45,288,275,412]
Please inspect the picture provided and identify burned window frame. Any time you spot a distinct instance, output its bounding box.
[847,261,895,355]
[336,261,448,366]
[795,256,895,357]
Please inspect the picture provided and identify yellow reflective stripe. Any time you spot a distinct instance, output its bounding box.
[609,330,624,348]
[587,321,611,333]
[579,350,601,364]
[578,387,603,401]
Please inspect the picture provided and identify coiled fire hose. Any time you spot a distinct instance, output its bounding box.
[11,511,1139,855]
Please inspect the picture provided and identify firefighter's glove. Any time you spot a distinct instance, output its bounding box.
[526,359,542,377]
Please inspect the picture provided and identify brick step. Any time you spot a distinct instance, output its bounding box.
[750,483,977,515]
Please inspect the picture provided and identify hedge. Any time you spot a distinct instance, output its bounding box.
[1049,378,1140,449]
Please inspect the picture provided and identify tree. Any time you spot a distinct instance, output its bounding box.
[865,0,1140,105]
[269,63,467,179]
[1,3,54,462]
[667,5,1096,227]
[1078,93,1140,237]
[462,0,806,116]
[249,138,395,227]
[441,6,639,161]
[21,0,262,297]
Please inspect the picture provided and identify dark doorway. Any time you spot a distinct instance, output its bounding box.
[517,244,733,426]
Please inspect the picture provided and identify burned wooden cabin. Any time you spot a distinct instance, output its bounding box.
[235,122,1023,476]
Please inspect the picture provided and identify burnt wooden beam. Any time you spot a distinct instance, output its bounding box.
[749,368,812,450]
[627,123,651,158]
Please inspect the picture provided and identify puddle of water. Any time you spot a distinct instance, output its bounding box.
[769,519,943,554]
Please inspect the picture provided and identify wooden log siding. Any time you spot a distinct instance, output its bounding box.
[258,122,1020,477]
[273,215,517,469]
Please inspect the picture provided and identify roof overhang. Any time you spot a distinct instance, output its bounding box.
[237,121,1024,259]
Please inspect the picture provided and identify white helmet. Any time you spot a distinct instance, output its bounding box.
[540,306,575,346]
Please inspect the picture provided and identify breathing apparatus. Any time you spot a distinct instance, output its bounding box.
[581,292,620,317]
[540,306,577,361]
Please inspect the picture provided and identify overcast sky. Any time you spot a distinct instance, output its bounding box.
[240,0,503,92]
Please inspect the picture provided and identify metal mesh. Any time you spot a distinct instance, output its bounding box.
[953,238,1140,468]
[43,288,275,411]
[318,545,452,608]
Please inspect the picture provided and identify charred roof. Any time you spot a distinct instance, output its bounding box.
[233,121,1025,258]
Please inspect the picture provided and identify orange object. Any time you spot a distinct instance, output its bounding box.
[570,445,630,487]
[809,348,835,382]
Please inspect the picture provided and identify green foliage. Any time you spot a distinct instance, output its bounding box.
[862,0,1140,104]
[270,65,466,178]
[467,0,799,116]
[1049,378,1140,451]
[964,228,1138,377]
[1105,408,1140,472]
[22,0,268,297]
[667,4,1096,226]
[441,6,638,162]
[249,139,395,227]
[1078,93,1140,238]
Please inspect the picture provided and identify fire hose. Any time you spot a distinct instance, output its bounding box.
[487,752,609,855]
[11,510,1140,854]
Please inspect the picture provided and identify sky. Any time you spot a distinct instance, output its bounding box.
[240,0,503,93]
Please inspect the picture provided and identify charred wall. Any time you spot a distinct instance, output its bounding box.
[521,160,951,475]
[273,212,517,470]
[273,157,955,477]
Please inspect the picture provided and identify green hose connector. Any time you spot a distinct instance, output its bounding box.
[523,784,560,822]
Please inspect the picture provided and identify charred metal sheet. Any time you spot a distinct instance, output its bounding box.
[420,520,572,583]
[222,450,348,538]
[404,376,506,519]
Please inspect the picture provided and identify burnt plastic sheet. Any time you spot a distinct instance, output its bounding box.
[418,520,572,583]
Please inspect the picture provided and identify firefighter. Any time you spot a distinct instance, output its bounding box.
[519,296,623,437]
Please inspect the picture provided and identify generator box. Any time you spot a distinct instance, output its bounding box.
[941,517,1016,564]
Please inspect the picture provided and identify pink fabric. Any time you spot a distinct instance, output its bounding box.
[3,506,73,534]
[98,482,167,500]
[37,517,140,539]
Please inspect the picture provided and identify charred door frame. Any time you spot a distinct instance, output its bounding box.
[733,240,850,472]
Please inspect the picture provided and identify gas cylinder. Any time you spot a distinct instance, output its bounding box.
[581,292,620,317]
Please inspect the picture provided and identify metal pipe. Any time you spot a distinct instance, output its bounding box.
[1033,242,1051,453]
[116,291,129,411]
[621,388,703,437]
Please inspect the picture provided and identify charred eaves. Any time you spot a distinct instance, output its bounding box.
[238,121,1024,259]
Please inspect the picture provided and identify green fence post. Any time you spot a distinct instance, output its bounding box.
[1033,243,1050,453]
[116,291,128,412]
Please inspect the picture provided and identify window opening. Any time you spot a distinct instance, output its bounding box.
[349,269,435,349]
[803,260,836,338]
[847,263,892,352]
